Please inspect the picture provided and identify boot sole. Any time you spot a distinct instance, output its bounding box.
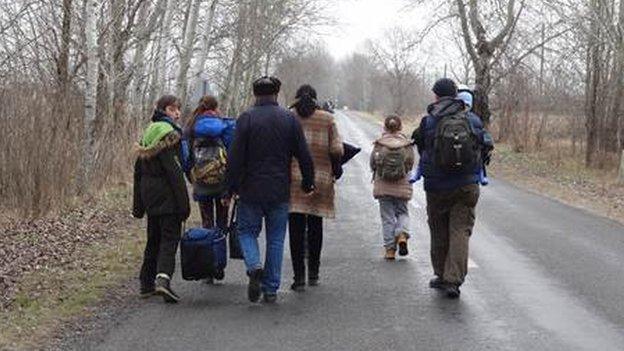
[398,242,408,256]
[155,287,180,303]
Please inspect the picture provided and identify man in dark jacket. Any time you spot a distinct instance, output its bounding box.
[227,76,315,303]
[133,96,190,303]
[414,78,487,299]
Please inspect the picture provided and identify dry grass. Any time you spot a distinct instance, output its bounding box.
[0,85,139,218]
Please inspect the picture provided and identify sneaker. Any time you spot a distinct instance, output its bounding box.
[397,233,409,256]
[290,281,305,292]
[445,284,461,299]
[263,293,277,304]
[384,248,396,260]
[155,274,180,303]
[247,269,263,303]
[140,286,155,298]
[429,276,445,290]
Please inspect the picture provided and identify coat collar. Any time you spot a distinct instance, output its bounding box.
[254,95,279,107]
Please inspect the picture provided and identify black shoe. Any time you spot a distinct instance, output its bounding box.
[308,278,319,286]
[429,276,445,290]
[263,293,277,304]
[155,275,180,303]
[214,269,225,281]
[247,269,263,303]
[205,277,214,285]
[290,281,305,292]
[445,284,461,299]
[140,286,155,298]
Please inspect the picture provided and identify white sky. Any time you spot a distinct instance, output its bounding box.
[324,0,424,59]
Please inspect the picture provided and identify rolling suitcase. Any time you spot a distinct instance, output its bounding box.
[180,226,227,281]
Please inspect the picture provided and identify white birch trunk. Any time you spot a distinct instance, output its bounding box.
[190,0,219,99]
[176,0,202,106]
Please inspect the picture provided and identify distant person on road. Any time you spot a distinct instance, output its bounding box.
[370,115,415,260]
[288,84,343,291]
[226,76,315,303]
[413,78,488,298]
[133,95,190,303]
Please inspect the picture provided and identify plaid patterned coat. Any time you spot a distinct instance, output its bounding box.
[290,109,344,218]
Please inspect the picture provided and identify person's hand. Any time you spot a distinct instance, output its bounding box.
[302,184,316,197]
[220,197,231,207]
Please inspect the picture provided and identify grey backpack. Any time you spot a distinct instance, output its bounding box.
[374,145,407,181]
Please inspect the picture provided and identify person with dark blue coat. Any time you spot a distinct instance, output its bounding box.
[226,76,315,303]
[413,78,491,299]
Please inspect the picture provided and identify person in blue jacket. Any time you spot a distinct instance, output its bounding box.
[184,96,236,234]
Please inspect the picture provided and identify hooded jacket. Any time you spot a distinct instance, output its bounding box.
[132,122,190,219]
[415,97,484,192]
[370,132,415,200]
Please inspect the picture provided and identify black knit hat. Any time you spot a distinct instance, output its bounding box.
[253,76,281,96]
[432,78,458,98]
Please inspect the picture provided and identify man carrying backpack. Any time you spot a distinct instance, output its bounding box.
[226,76,315,303]
[413,78,490,298]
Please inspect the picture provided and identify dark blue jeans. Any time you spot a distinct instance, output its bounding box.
[237,200,289,294]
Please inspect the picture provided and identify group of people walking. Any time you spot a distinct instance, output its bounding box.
[132,75,493,304]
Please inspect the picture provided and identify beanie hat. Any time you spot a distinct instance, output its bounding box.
[457,91,473,108]
[432,78,458,98]
[253,76,281,96]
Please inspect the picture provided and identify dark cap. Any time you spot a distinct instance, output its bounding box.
[432,78,458,98]
[253,76,282,96]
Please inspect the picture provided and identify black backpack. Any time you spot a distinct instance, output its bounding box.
[433,111,480,174]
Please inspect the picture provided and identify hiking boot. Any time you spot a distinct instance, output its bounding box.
[397,233,409,256]
[291,281,306,292]
[445,284,461,299]
[247,269,263,303]
[429,276,445,290]
[263,293,277,304]
[140,285,155,298]
[155,274,180,303]
[384,248,396,260]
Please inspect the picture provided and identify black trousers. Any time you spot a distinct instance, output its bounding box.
[139,214,182,288]
[198,198,228,230]
[289,213,323,282]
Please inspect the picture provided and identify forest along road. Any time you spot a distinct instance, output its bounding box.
[71,112,624,351]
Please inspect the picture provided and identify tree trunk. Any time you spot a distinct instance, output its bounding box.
[176,0,202,108]
[57,0,72,93]
[473,61,492,124]
[190,0,219,100]
[81,0,100,192]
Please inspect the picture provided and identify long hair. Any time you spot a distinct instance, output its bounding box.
[292,84,318,118]
[186,95,219,132]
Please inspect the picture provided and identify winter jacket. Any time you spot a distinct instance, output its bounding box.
[370,132,415,200]
[226,97,315,204]
[132,121,190,220]
[184,112,236,201]
[290,109,343,218]
[414,97,485,193]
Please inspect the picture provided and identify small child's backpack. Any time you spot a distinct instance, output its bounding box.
[374,145,408,181]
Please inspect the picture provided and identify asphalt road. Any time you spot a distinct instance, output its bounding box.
[72,112,624,351]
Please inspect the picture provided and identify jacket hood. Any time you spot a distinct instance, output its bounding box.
[136,122,180,159]
[375,132,412,149]
[427,97,465,118]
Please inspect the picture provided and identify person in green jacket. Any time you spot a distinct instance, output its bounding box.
[132,95,190,303]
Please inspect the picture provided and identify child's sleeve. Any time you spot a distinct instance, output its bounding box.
[132,159,145,218]
[160,149,190,220]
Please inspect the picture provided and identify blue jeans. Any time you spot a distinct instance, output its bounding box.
[237,200,289,294]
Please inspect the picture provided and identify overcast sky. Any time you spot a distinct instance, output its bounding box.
[324,0,422,59]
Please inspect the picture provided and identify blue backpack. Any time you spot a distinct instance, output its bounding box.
[180,227,227,281]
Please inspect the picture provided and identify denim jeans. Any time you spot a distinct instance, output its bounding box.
[237,200,289,294]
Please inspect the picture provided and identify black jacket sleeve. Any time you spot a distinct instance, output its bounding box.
[226,112,249,195]
[291,116,315,192]
[132,158,145,218]
[159,148,190,220]
[414,117,426,155]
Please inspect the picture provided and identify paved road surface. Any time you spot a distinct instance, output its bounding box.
[72,112,624,351]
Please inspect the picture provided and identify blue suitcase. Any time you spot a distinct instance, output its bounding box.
[181,227,227,281]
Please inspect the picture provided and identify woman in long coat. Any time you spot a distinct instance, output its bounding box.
[289,84,343,291]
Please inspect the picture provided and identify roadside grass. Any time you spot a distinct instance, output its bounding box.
[0,187,145,350]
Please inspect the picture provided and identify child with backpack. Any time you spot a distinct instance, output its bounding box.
[133,95,190,303]
[183,96,236,281]
[370,115,415,260]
